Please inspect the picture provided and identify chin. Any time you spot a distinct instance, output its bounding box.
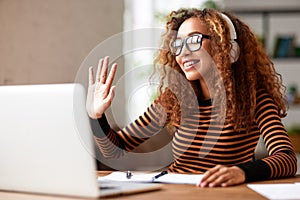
[184,73,201,81]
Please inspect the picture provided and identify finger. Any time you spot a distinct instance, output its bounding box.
[221,166,245,187]
[96,58,104,82]
[105,63,117,87]
[100,56,109,84]
[221,177,243,187]
[107,86,116,103]
[208,172,230,187]
[221,179,235,187]
[198,165,223,187]
[201,165,222,182]
[88,66,95,86]
[206,166,229,183]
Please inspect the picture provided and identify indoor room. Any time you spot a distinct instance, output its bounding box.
[0,0,300,199]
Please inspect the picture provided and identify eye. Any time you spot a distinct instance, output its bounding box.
[190,35,202,44]
[173,39,182,48]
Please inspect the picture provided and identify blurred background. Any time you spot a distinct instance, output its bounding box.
[1,0,299,171]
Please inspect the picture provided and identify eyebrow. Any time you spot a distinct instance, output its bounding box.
[176,31,206,38]
[188,31,204,36]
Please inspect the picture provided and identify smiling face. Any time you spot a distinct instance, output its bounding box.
[175,17,212,81]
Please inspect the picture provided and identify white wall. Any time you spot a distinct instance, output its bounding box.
[0,0,124,85]
[224,0,300,10]
[0,0,125,170]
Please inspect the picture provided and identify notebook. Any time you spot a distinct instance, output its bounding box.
[0,83,161,198]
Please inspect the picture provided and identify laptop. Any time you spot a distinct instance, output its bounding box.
[0,83,161,198]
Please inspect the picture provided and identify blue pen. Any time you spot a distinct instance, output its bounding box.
[152,171,168,181]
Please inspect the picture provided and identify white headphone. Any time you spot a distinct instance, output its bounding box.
[219,13,240,63]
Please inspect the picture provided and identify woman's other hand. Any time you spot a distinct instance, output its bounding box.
[86,56,117,119]
[197,165,246,187]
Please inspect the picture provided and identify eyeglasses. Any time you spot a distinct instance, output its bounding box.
[170,34,211,56]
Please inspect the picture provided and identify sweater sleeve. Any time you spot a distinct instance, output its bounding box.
[238,90,297,182]
[92,101,169,158]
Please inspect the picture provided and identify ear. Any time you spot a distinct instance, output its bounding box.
[230,40,240,63]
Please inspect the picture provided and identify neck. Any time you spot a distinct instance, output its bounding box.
[199,79,211,100]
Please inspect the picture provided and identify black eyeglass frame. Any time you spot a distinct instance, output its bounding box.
[170,33,211,56]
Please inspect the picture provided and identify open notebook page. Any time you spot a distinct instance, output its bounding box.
[98,171,203,185]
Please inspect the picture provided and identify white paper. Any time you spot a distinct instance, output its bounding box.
[247,183,300,200]
[98,172,155,182]
[153,173,203,184]
[98,171,203,185]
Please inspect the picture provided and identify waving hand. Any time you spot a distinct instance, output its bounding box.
[86,56,117,119]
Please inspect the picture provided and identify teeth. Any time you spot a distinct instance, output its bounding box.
[184,60,197,68]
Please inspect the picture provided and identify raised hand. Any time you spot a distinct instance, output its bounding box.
[86,56,117,119]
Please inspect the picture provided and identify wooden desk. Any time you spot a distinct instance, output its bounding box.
[0,172,299,200]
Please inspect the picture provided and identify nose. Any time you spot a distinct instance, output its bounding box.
[180,43,191,57]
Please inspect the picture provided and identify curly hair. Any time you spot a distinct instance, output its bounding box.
[152,8,287,132]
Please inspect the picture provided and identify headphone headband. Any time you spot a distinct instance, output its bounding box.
[219,12,240,63]
[219,13,237,41]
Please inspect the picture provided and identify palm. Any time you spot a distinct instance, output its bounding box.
[86,56,117,119]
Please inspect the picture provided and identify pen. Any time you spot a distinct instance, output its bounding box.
[152,171,168,181]
[126,171,132,179]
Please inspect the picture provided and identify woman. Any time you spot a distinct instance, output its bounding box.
[86,8,297,187]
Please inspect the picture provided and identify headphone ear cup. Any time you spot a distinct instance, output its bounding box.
[230,41,240,63]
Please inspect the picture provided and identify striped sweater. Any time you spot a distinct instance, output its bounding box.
[93,89,297,182]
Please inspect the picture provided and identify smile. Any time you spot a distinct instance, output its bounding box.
[183,60,200,68]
